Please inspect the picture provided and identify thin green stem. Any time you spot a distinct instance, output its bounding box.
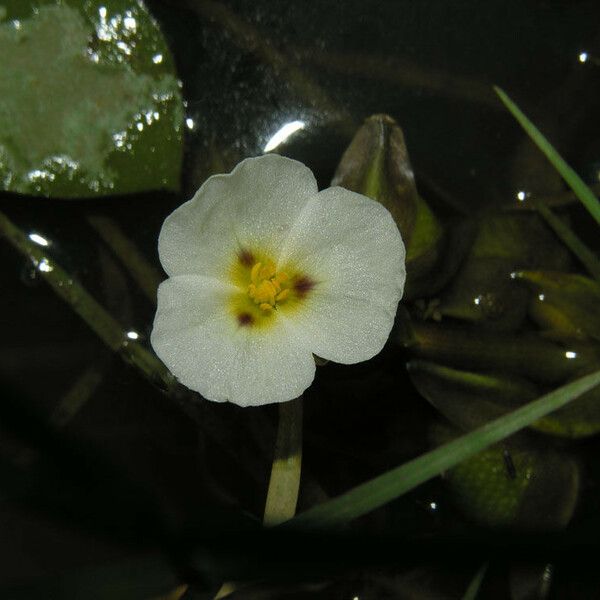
[214,398,303,600]
[263,397,303,526]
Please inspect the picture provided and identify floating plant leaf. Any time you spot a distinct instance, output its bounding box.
[469,213,570,268]
[407,360,539,432]
[533,379,600,438]
[404,322,600,386]
[0,0,184,197]
[408,359,600,439]
[515,271,600,341]
[438,213,570,330]
[404,218,474,300]
[433,422,580,530]
[438,257,530,331]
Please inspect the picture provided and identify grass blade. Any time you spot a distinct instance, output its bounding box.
[284,370,600,529]
[494,86,600,227]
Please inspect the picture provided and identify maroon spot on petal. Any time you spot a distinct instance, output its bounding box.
[294,276,315,298]
[237,312,254,327]
[238,248,254,267]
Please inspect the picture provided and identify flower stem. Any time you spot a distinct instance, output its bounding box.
[214,398,303,599]
[263,397,304,526]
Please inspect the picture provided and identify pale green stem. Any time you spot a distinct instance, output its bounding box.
[215,397,304,599]
[263,397,304,526]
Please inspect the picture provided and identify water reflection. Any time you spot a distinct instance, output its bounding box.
[263,120,305,152]
[28,232,50,247]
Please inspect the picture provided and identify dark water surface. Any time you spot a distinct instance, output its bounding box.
[1,0,600,598]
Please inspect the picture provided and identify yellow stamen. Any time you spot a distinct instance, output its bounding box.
[250,262,262,284]
[275,289,290,302]
[246,258,291,312]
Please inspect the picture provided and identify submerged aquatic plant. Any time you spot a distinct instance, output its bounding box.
[151,154,406,406]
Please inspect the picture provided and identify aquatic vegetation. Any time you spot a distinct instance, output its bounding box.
[1,1,600,596]
[151,154,406,406]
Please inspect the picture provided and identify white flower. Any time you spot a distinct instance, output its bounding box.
[151,154,405,407]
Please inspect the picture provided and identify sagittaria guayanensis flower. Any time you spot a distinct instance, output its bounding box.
[151,154,406,406]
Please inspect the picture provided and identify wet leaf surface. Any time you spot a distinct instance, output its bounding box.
[407,360,540,432]
[404,322,600,386]
[0,0,184,197]
[332,114,419,245]
[438,212,570,330]
[432,423,580,531]
[516,271,600,341]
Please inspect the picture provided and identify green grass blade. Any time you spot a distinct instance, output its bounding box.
[462,563,489,600]
[494,86,600,227]
[284,370,600,529]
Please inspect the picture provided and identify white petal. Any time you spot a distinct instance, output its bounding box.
[279,186,406,364]
[158,154,318,279]
[151,275,316,406]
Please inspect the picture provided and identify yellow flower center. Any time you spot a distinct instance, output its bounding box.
[229,247,316,328]
[247,260,290,312]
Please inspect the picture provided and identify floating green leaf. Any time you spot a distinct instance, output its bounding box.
[407,360,539,432]
[408,359,600,439]
[283,369,600,529]
[516,271,600,341]
[438,212,569,330]
[0,0,184,197]
[433,423,580,530]
[405,322,600,386]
